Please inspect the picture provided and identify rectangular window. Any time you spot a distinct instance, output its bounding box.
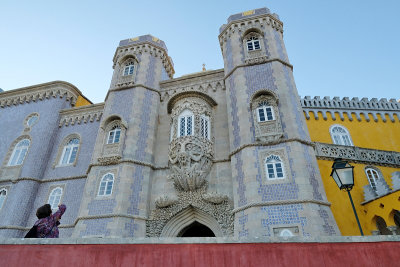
[69,147,78,164]
[266,107,273,120]
[258,108,265,122]
[108,132,114,144]
[187,116,192,135]
[180,117,186,136]
[276,163,284,178]
[61,148,71,165]
[124,67,129,76]
[254,40,260,50]
[247,43,253,51]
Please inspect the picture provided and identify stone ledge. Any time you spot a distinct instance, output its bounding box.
[1,235,400,245]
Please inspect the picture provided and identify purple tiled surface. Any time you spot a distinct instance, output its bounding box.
[237,211,249,237]
[261,204,310,237]
[127,165,145,216]
[119,35,167,51]
[80,218,112,237]
[273,30,289,62]
[124,219,138,237]
[233,152,247,207]
[319,207,338,235]
[220,8,271,33]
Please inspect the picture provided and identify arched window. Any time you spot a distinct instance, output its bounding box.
[257,100,275,122]
[60,138,80,165]
[200,115,210,139]
[107,125,121,144]
[280,229,294,237]
[265,155,284,180]
[8,139,30,166]
[178,110,194,137]
[48,187,63,210]
[365,167,382,192]
[330,125,353,146]
[123,61,134,76]
[247,36,260,51]
[0,188,7,210]
[98,173,114,196]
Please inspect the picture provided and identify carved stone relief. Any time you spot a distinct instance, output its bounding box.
[242,31,268,64]
[252,95,283,142]
[98,120,126,165]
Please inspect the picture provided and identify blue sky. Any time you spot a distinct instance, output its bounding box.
[0,0,399,103]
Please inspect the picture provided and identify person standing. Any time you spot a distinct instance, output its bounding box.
[34,203,66,238]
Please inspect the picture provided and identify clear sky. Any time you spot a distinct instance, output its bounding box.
[0,0,399,104]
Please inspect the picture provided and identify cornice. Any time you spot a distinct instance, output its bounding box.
[113,41,175,79]
[0,175,87,184]
[218,13,283,49]
[59,103,105,127]
[302,96,400,122]
[0,81,84,108]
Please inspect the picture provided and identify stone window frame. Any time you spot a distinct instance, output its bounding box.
[97,172,115,197]
[242,29,266,61]
[273,226,300,237]
[0,186,9,211]
[100,117,127,158]
[251,91,283,143]
[256,101,275,122]
[365,166,384,192]
[3,136,32,167]
[329,124,354,146]
[53,134,82,168]
[200,114,211,140]
[170,97,213,142]
[47,185,65,210]
[116,56,138,87]
[259,148,291,184]
[107,125,121,144]
[123,60,135,76]
[24,112,40,129]
[265,154,285,180]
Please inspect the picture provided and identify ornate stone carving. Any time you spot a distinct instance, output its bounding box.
[169,136,213,191]
[155,195,179,208]
[252,94,283,143]
[146,186,233,237]
[59,103,104,127]
[202,192,228,204]
[363,184,377,202]
[97,156,121,165]
[375,179,391,196]
[315,142,400,168]
[391,172,400,190]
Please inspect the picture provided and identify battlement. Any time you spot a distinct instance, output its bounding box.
[118,34,168,51]
[301,96,400,122]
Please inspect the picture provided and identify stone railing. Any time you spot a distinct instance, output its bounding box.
[314,142,400,167]
[301,96,400,122]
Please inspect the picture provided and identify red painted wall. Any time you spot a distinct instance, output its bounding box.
[1,242,399,267]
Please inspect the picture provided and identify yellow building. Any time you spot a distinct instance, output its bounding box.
[302,96,400,235]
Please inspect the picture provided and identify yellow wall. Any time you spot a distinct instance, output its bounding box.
[305,111,400,235]
[75,95,92,107]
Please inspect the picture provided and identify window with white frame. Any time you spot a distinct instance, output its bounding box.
[247,36,261,51]
[60,138,80,165]
[27,115,39,127]
[265,155,284,180]
[0,188,7,210]
[200,115,210,139]
[98,173,114,196]
[365,167,381,192]
[123,61,134,76]
[8,139,30,166]
[257,101,274,122]
[279,229,294,237]
[330,125,353,146]
[178,110,194,137]
[107,125,121,144]
[48,187,63,210]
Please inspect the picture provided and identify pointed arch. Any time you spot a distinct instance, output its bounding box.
[161,207,222,237]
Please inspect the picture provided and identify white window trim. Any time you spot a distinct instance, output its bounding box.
[98,173,114,196]
[246,36,261,51]
[8,139,30,166]
[365,167,381,192]
[257,105,275,122]
[0,188,7,210]
[177,110,194,137]
[279,229,294,237]
[265,155,285,180]
[48,187,63,210]
[107,126,121,144]
[200,114,211,140]
[329,124,354,146]
[59,138,80,166]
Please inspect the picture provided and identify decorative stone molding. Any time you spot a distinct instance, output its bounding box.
[258,149,290,184]
[146,186,233,237]
[0,175,87,184]
[0,81,83,108]
[202,192,228,204]
[252,94,283,142]
[301,96,400,122]
[375,179,391,196]
[363,185,377,202]
[169,136,213,191]
[113,42,174,79]
[97,156,122,166]
[242,31,269,64]
[315,142,400,167]
[387,225,399,235]
[52,133,82,168]
[155,195,179,208]
[0,135,31,182]
[100,119,126,159]
[59,103,104,127]
[219,14,283,49]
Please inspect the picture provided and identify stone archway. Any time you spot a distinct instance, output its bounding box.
[161,206,222,237]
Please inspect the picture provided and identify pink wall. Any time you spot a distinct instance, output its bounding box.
[1,242,399,266]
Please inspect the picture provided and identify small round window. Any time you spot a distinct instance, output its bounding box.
[25,113,39,127]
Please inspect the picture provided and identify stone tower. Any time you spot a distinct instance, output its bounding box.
[218,8,339,237]
[72,35,174,237]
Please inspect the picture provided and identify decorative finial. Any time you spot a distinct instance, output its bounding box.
[202,63,206,72]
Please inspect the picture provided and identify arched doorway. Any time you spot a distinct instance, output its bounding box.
[376,216,391,235]
[178,221,216,237]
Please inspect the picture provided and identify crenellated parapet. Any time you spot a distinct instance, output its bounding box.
[0,81,83,108]
[302,96,400,122]
[59,103,104,127]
